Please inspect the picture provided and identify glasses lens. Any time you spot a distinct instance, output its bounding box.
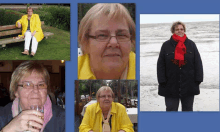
[95,32,109,41]
[116,31,130,42]
[94,31,131,43]
[23,82,33,89]
[38,83,47,89]
[175,28,184,31]
[100,95,112,98]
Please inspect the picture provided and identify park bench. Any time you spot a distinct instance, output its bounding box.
[0,21,54,47]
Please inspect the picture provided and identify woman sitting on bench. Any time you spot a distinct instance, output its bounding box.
[16,7,44,57]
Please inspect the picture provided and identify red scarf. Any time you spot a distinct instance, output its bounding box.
[172,34,187,67]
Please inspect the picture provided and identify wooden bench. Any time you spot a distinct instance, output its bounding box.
[0,21,54,47]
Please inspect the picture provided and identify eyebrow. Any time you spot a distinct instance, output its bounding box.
[100,94,112,96]
[21,81,46,83]
[95,29,129,33]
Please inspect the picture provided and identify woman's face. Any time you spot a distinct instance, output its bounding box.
[87,15,131,76]
[15,71,47,110]
[27,9,33,17]
[98,90,113,110]
[173,24,185,37]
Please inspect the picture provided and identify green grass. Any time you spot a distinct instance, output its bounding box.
[0,25,70,60]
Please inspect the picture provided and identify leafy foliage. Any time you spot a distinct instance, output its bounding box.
[78,80,138,100]
[0,9,24,25]
[37,5,70,31]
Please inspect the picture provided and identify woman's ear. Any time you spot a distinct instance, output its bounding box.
[80,43,89,55]
[84,43,90,55]
[15,91,19,98]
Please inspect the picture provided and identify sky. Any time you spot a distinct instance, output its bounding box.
[140,14,219,24]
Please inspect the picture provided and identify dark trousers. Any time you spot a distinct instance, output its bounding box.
[165,95,194,111]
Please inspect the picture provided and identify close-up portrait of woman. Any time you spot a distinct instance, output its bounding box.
[79,86,134,132]
[16,7,44,56]
[0,61,65,132]
[78,3,136,80]
[157,21,203,111]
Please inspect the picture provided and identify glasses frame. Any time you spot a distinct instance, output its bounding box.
[98,95,113,99]
[17,81,47,90]
[175,28,184,31]
[88,34,132,44]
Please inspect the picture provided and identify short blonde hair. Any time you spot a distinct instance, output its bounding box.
[10,61,50,100]
[27,7,33,12]
[96,86,114,100]
[171,21,186,33]
[78,3,136,54]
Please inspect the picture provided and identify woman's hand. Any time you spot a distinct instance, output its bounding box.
[31,31,36,36]
[118,130,125,132]
[2,110,44,132]
[17,22,21,28]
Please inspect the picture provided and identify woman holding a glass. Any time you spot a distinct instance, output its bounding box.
[0,61,65,132]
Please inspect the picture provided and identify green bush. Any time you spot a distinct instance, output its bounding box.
[0,5,70,31]
[34,10,53,24]
[0,9,24,25]
[38,5,70,31]
[19,9,27,14]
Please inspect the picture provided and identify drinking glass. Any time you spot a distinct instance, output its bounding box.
[30,105,44,131]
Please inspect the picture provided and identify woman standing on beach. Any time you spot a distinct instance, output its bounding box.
[157,21,203,111]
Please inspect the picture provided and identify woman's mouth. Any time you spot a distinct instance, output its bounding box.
[104,53,120,57]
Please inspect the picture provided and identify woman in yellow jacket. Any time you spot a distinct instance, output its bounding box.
[16,7,44,56]
[79,86,134,132]
[78,3,136,80]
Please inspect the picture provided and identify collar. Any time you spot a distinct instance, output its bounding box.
[127,51,135,79]
[23,14,34,20]
[78,54,96,79]
[96,102,117,115]
[78,51,135,79]
[170,36,188,47]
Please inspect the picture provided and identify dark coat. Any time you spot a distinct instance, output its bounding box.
[157,36,203,97]
[0,102,65,132]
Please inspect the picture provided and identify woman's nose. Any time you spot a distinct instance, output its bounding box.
[107,36,119,48]
[32,85,40,93]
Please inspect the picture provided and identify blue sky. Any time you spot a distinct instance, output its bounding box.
[140,14,219,24]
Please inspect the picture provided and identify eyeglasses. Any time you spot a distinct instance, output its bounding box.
[18,81,47,89]
[99,95,112,99]
[88,31,131,43]
[175,28,184,31]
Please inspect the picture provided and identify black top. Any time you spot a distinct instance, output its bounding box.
[27,19,30,30]
[157,36,203,97]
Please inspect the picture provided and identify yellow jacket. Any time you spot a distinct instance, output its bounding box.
[78,51,136,79]
[16,14,44,42]
[79,102,134,132]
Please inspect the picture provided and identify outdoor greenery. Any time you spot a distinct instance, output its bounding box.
[0,9,23,25]
[0,24,70,60]
[79,80,107,97]
[2,5,70,31]
[77,80,138,101]
[37,5,70,31]
[0,5,70,60]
